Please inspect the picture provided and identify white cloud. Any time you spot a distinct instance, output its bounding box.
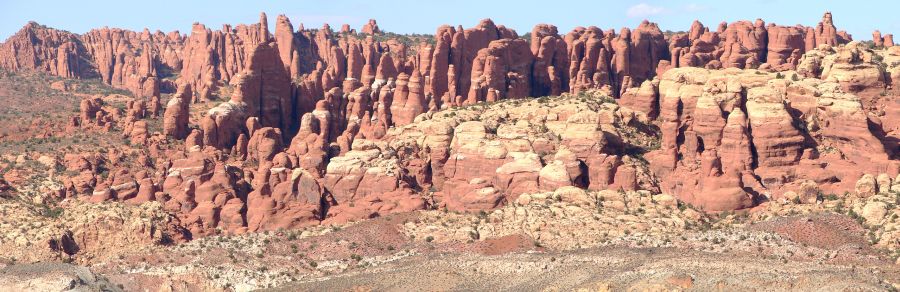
[626,3,666,18]
[683,3,708,12]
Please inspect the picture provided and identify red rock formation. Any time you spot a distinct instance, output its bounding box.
[7,25,177,97]
[766,25,805,70]
[718,109,753,173]
[149,95,162,117]
[163,84,192,139]
[274,14,300,77]
[81,28,160,97]
[429,19,518,106]
[247,127,284,163]
[426,25,457,102]
[873,30,895,48]
[3,12,862,106]
[745,84,806,184]
[386,73,410,126]
[531,24,569,96]
[566,26,614,94]
[619,80,659,118]
[627,21,668,84]
[239,42,293,130]
[361,19,381,35]
[721,20,767,63]
[814,12,843,47]
[646,65,899,209]
[674,31,716,69]
[467,38,533,104]
[247,168,323,231]
[79,96,104,125]
[178,23,225,101]
[0,22,86,78]
[202,40,293,149]
[128,120,149,145]
[178,13,271,101]
[801,42,887,100]
[874,30,885,48]
[694,161,753,211]
[8,12,900,232]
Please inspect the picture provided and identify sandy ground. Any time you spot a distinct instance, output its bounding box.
[270,246,897,291]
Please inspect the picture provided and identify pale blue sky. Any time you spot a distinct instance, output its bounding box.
[1,0,898,41]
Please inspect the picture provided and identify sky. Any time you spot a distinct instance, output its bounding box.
[1,0,898,42]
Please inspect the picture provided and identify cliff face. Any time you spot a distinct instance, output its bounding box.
[5,12,900,235]
[0,22,89,79]
[0,23,174,98]
[0,12,860,105]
